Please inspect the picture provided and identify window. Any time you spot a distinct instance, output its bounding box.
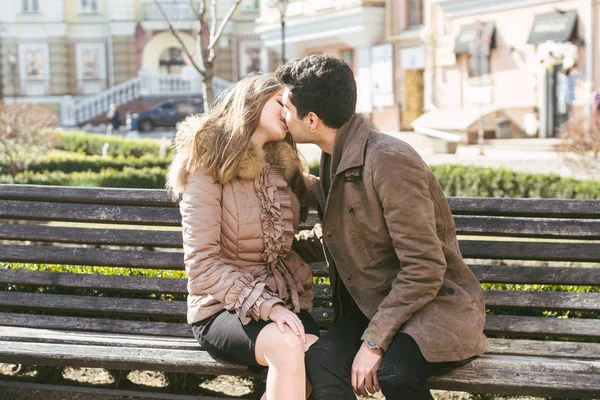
[159,47,185,75]
[340,49,354,66]
[18,43,50,81]
[80,0,99,14]
[76,43,107,81]
[408,0,423,27]
[21,0,40,13]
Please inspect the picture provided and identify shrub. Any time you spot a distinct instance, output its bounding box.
[55,131,173,158]
[19,153,171,174]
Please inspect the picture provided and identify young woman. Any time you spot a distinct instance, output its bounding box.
[166,74,319,400]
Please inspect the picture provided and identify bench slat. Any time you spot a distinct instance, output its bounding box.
[448,197,600,219]
[2,325,598,360]
[0,245,184,270]
[485,290,600,312]
[454,216,600,239]
[1,311,597,340]
[0,200,181,225]
[4,240,599,270]
[0,185,174,207]
[0,270,333,300]
[2,264,598,295]
[1,290,599,323]
[3,185,600,219]
[470,264,600,285]
[484,314,600,339]
[0,326,199,350]
[0,313,192,337]
[460,240,600,262]
[0,339,597,399]
[427,354,600,398]
[0,224,182,248]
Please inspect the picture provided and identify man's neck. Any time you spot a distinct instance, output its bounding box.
[317,127,338,155]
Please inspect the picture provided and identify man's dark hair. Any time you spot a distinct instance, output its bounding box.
[276,54,357,129]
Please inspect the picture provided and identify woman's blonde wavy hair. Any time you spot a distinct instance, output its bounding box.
[166,74,310,220]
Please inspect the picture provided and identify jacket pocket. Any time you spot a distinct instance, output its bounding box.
[349,206,375,261]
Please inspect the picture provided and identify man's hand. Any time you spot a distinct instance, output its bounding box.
[351,341,383,396]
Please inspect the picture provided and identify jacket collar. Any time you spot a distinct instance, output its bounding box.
[237,140,302,182]
[329,114,372,176]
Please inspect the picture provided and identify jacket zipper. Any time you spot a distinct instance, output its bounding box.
[349,206,374,260]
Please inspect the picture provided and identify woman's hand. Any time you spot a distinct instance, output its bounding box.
[268,305,306,344]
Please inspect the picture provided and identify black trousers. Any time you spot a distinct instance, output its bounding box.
[306,310,435,400]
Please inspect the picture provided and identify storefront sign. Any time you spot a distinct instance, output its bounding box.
[527,10,578,44]
[454,22,496,54]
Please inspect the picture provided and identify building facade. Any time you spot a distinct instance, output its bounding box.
[0,0,261,122]
[255,0,401,131]
[413,0,599,141]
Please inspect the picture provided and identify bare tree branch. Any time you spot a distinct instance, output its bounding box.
[153,0,206,75]
[207,0,242,51]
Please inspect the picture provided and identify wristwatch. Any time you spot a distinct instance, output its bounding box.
[364,340,381,350]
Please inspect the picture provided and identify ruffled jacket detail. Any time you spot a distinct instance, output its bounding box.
[174,121,313,325]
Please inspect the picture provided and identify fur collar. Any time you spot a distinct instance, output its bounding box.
[237,140,302,182]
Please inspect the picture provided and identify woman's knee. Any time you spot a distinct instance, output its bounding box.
[256,323,305,363]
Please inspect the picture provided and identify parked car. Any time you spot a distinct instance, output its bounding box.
[135,98,203,132]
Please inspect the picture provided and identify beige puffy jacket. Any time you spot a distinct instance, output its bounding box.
[170,121,314,325]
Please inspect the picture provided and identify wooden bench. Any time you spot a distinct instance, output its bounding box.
[1,184,599,399]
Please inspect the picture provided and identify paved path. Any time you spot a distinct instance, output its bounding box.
[299,133,599,181]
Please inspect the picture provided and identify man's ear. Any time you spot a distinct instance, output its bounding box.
[307,112,320,132]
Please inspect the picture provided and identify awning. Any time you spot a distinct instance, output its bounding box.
[454,22,496,54]
[527,10,578,44]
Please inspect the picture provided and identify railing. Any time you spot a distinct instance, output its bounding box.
[60,72,231,126]
[141,0,196,20]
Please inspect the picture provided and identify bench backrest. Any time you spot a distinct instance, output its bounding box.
[1,184,599,343]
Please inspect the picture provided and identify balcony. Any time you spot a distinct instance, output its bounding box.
[141,1,196,21]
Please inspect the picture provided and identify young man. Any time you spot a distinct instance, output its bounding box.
[279,55,488,400]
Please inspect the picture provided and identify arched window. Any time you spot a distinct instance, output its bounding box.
[159,47,185,75]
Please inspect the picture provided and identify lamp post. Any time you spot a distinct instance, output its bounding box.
[277,0,289,65]
[7,51,17,101]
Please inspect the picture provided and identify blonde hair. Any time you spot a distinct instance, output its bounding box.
[167,75,311,206]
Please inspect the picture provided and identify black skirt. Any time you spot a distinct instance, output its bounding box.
[192,309,320,368]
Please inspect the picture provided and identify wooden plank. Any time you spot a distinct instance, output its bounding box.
[0,224,182,247]
[0,340,250,376]
[0,292,186,319]
[485,314,600,339]
[484,290,600,312]
[0,269,332,300]
[0,381,233,400]
[0,326,199,350]
[2,325,598,360]
[470,264,600,286]
[485,337,600,359]
[0,200,181,225]
[427,354,600,398]
[0,245,184,270]
[0,313,193,337]
[0,184,174,207]
[448,197,600,219]
[460,240,600,262]
[454,216,600,239]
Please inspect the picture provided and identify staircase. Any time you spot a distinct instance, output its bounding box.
[60,71,231,126]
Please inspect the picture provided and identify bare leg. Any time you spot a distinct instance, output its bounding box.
[255,323,317,400]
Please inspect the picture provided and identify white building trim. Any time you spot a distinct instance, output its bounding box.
[433,0,574,18]
[255,6,385,55]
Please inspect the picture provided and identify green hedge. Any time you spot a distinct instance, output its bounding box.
[0,166,167,188]
[56,131,173,158]
[308,161,600,199]
[22,153,171,174]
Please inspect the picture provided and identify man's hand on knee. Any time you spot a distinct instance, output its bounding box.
[351,341,383,396]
